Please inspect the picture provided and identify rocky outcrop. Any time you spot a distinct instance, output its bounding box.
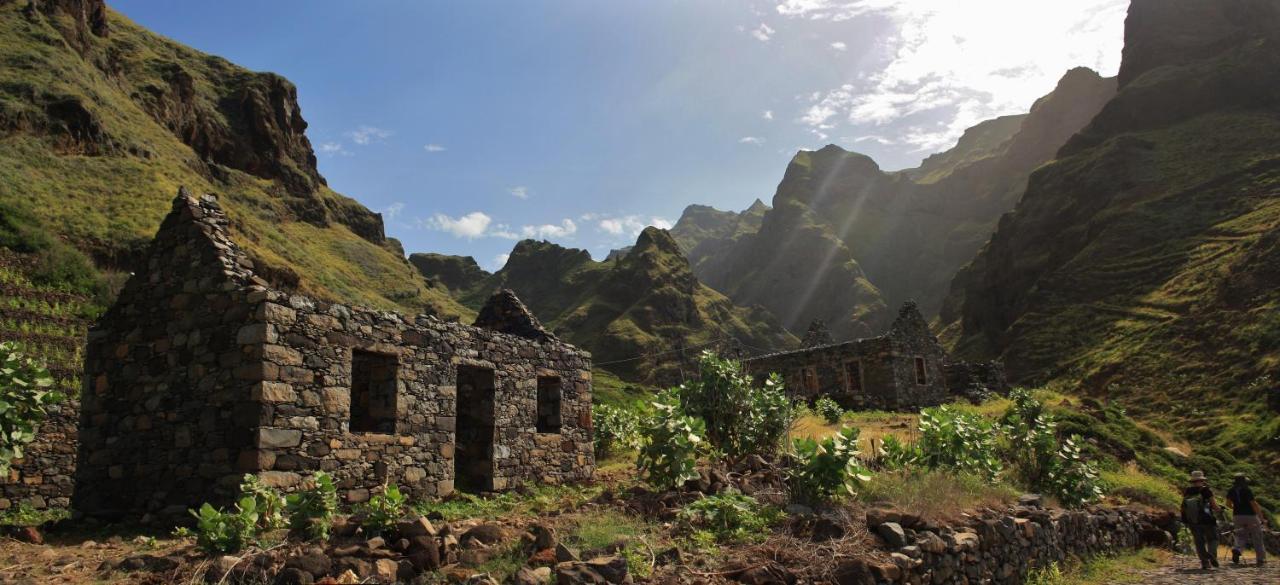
[32,0,109,55]
[474,288,557,342]
[409,253,489,293]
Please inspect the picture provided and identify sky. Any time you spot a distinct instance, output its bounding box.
[113,0,1129,270]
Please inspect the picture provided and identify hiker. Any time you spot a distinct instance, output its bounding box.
[1227,472,1268,566]
[1181,470,1222,569]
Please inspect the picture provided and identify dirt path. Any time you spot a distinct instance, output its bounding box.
[1138,552,1275,584]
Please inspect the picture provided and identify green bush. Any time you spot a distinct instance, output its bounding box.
[877,434,917,470]
[787,426,873,504]
[239,473,287,531]
[1048,436,1103,507]
[0,341,63,474]
[1001,389,1060,490]
[636,391,705,489]
[593,403,641,458]
[191,497,259,554]
[677,351,794,458]
[677,493,781,543]
[286,472,339,541]
[360,483,407,535]
[814,396,843,425]
[916,406,1002,480]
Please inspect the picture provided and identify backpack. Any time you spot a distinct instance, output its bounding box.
[1182,494,1209,526]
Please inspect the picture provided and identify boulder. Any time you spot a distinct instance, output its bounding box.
[462,523,508,545]
[514,566,553,585]
[876,522,908,548]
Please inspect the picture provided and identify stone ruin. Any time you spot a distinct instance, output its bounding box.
[73,190,594,520]
[744,302,1006,411]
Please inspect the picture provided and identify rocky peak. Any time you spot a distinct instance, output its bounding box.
[1005,67,1116,166]
[613,227,697,296]
[407,253,489,292]
[1118,0,1280,87]
[501,240,593,277]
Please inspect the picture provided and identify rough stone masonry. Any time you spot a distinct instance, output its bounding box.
[74,190,594,520]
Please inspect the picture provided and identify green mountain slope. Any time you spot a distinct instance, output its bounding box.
[668,199,769,274]
[413,229,798,384]
[678,68,1116,338]
[0,0,468,318]
[942,0,1280,470]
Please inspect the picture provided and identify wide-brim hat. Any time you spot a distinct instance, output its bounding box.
[1189,470,1207,482]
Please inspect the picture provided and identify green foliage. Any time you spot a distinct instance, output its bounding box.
[814,396,843,425]
[413,484,603,521]
[636,392,705,489]
[239,473,287,531]
[0,341,62,474]
[787,426,873,504]
[916,406,1002,480]
[360,483,407,535]
[677,494,781,543]
[285,471,339,541]
[593,403,641,458]
[877,434,918,471]
[191,497,259,554]
[0,502,69,527]
[677,351,794,458]
[1048,436,1103,508]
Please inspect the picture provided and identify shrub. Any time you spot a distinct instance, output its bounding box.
[814,396,843,425]
[1048,435,1103,508]
[286,472,339,541]
[361,484,407,535]
[787,426,873,504]
[916,406,1002,480]
[593,403,641,458]
[0,341,63,474]
[677,351,794,458]
[192,497,259,554]
[677,493,781,543]
[239,473,287,531]
[877,434,917,471]
[1000,389,1059,489]
[636,392,705,489]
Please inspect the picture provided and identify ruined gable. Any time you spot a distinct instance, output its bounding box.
[473,288,558,342]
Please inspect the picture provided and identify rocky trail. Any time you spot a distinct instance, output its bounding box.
[1138,552,1275,584]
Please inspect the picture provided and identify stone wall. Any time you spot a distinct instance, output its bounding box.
[74,191,594,520]
[839,502,1163,585]
[744,302,948,411]
[2,400,78,511]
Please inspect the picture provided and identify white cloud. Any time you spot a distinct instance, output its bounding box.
[509,186,529,199]
[423,144,447,152]
[383,202,405,220]
[762,110,774,120]
[750,23,776,42]
[739,136,765,145]
[491,219,577,240]
[781,0,1127,155]
[426,211,492,239]
[347,125,392,145]
[830,41,847,51]
[596,216,674,238]
[491,253,510,271]
[317,142,349,156]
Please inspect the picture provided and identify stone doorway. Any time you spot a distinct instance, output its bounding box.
[455,365,496,492]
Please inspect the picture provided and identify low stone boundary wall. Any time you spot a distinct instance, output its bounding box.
[837,502,1164,584]
[1,400,79,511]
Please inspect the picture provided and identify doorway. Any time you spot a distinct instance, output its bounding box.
[455,365,495,492]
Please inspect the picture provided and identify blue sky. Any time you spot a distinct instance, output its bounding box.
[113,0,1128,270]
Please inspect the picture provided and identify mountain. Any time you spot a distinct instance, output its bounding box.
[0,0,467,317]
[668,199,769,273]
[942,0,1280,468]
[678,68,1116,339]
[412,229,798,384]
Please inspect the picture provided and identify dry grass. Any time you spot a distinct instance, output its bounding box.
[858,470,1020,523]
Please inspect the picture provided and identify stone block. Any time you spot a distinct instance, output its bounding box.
[258,471,302,488]
[237,450,276,471]
[321,387,351,413]
[261,345,303,366]
[256,428,302,449]
[257,303,297,325]
[236,323,277,345]
[251,382,297,403]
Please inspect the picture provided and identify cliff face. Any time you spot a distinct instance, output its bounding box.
[412,229,798,384]
[941,0,1280,466]
[0,0,460,314]
[682,69,1116,339]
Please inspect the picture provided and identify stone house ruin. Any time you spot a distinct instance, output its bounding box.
[744,302,998,411]
[74,191,594,519]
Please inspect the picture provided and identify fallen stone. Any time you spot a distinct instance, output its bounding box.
[462,523,507,545]
[397,515,437,538]
[876,522,907,548]
[514,566,553,585]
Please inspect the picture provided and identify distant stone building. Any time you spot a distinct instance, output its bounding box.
[75,191,594,520]
[745,302,982,411]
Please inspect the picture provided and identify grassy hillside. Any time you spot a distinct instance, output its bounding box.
[0,0,468,318]
[414,229,798,384]
[942,0,1280,473]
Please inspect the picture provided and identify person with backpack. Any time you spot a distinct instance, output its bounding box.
[1181,470,1222,569]
[1227,472,1267,566]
